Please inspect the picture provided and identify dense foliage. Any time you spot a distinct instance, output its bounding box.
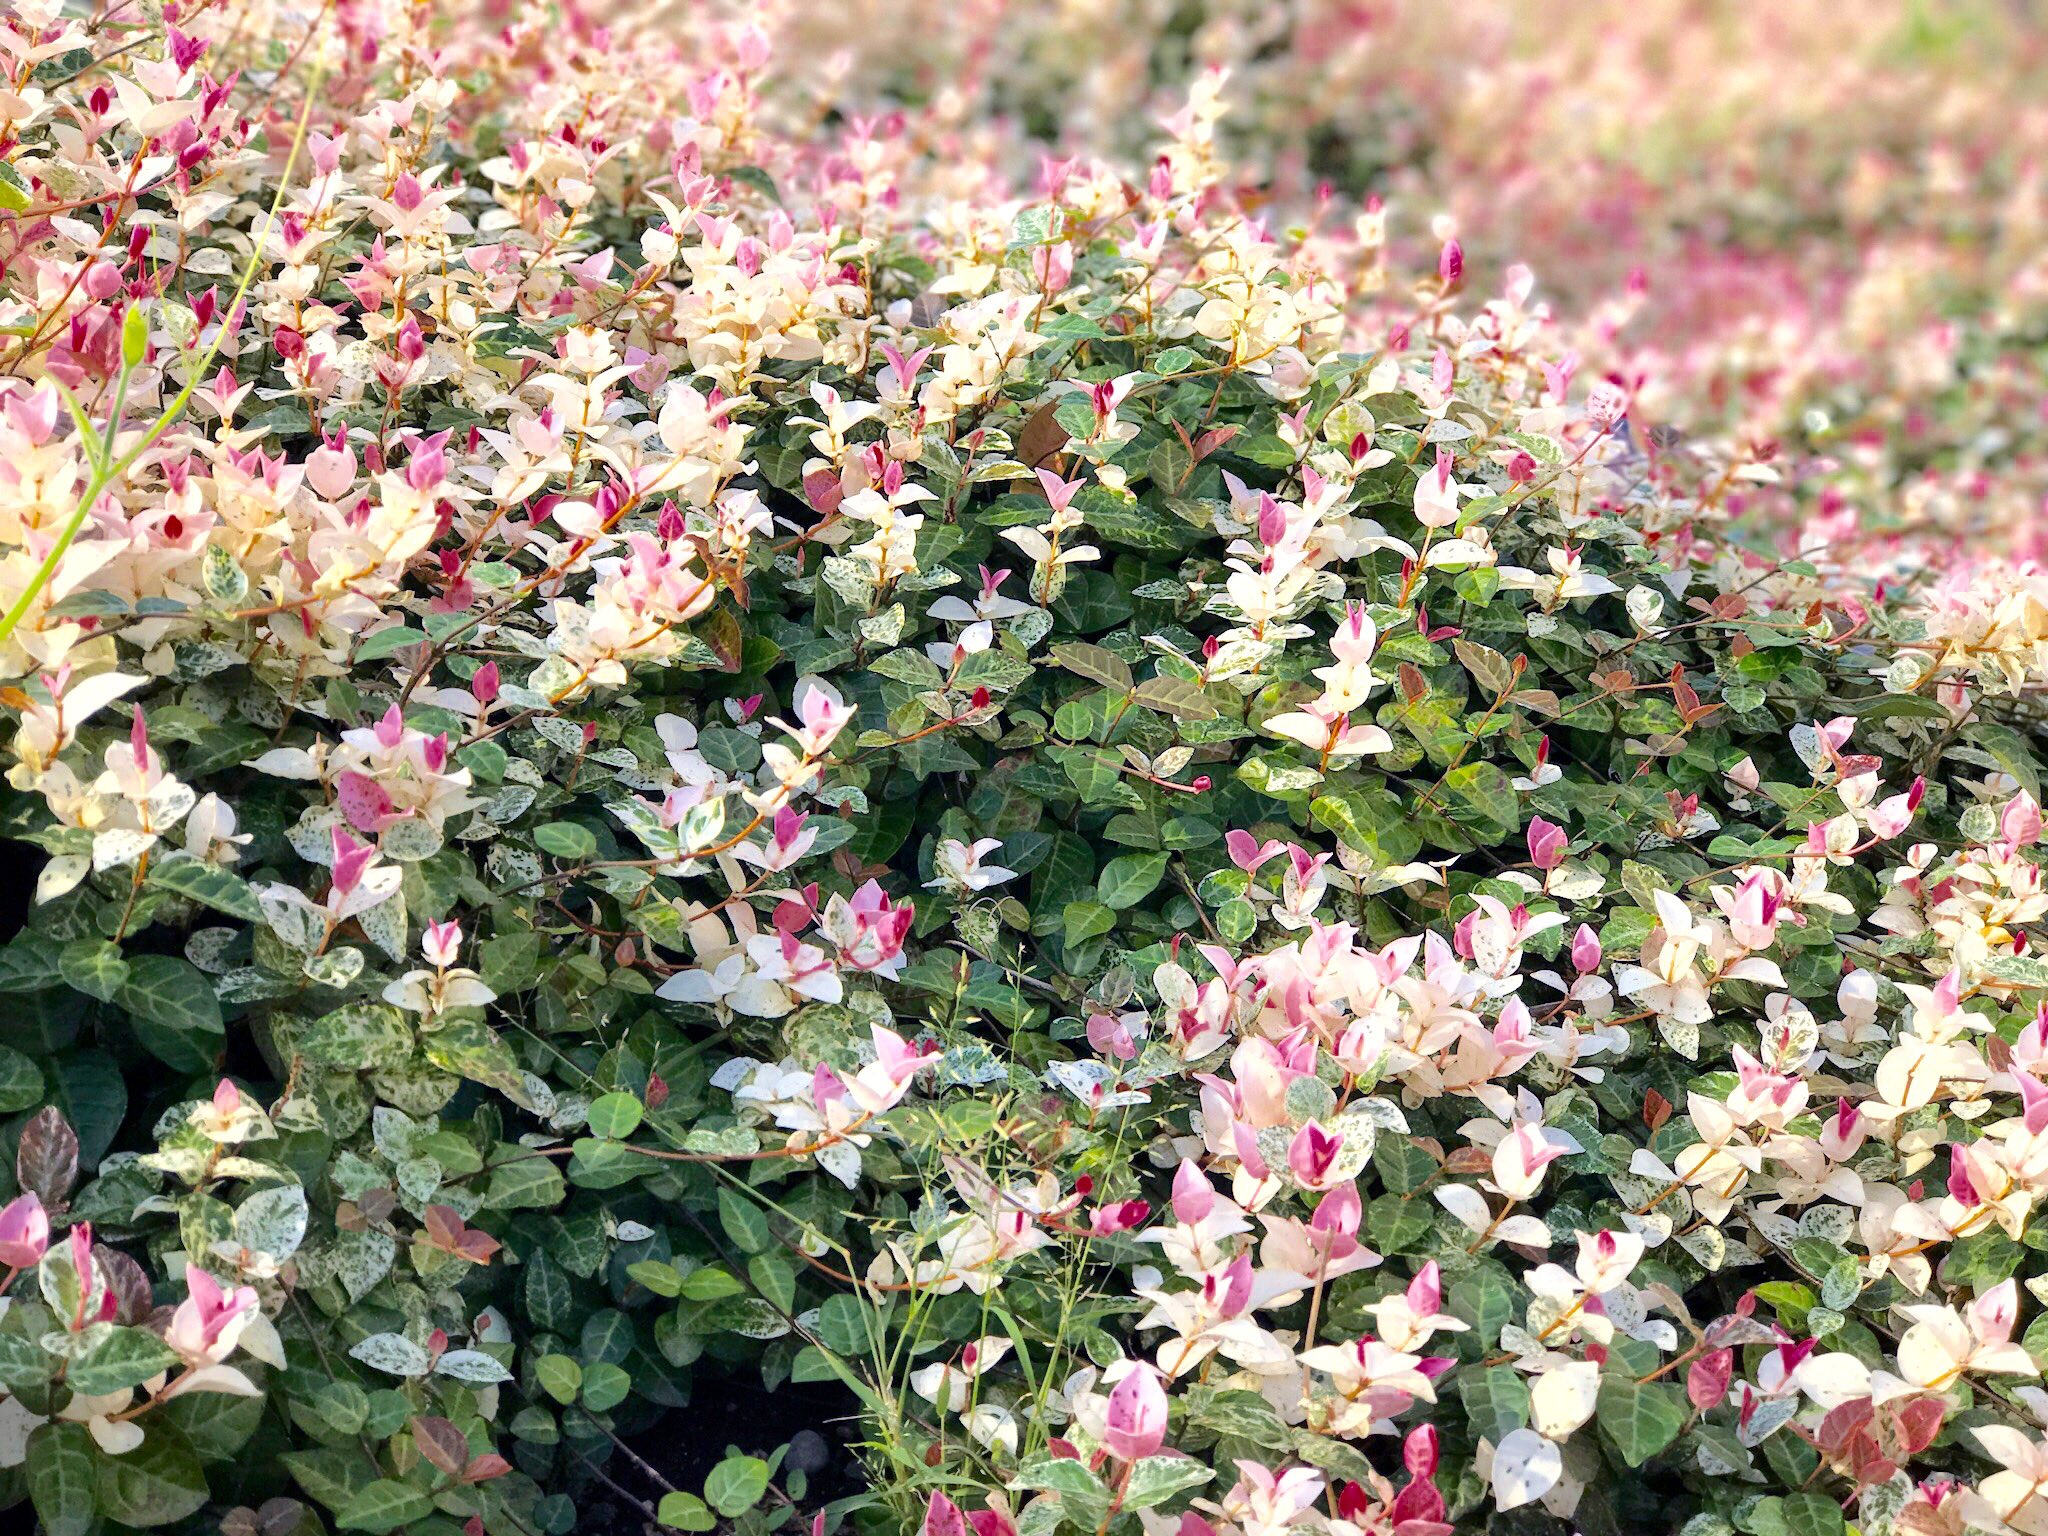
[3,6,2048,1536]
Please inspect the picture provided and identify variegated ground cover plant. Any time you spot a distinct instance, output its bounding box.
[2,6,2048,1536]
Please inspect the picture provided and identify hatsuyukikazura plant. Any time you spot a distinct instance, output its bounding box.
[3,6,2048,1536]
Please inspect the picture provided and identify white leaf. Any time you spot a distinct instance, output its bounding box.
[168,1363,262,1398]
[1435,1184,1492,1233]
[1737,1393,1800,1447]
[1494,1215,1554,1247]
[35,853,90,904]
[1529,1361,1600,1438]
[349,1332,431,1377]
[1491,1428,1563,1511]
[92,827,158,873]
[436,1349,511,1384]
[814,1139,863,1188]
[90,1416,146,1454]
[234,1184,309,1261]
[0,1396,45,1467]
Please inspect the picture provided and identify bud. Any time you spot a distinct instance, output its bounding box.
[0,1191,49,1268]
[122,302,149,369]
[1101,1364,1168,1460]
[1170,1159,1213,1225]
[1570,922,1602,976]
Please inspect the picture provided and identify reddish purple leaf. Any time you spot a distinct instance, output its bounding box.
[16,1106,78,1209]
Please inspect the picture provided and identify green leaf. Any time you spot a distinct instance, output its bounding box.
[1311,784,1421,864]
[459,739,509,782]
[201,543,249,603]
[703,1455,770,1517]
[0,933,64,990]
[1372,1138,1437,1195]
[0,1042,45,1113]
[1097,851,1168,909]
[1012,1452,1112,1526]
[1063,900,1117,945]
[179,725,270,776]
[116,954,224,1046]
[1216,897,1256,942]
[1006,205,1056,248]
[67,1325,181,1396]
[1189,1389,1292,1451]
[726,165,781,204]
[1967,721,2040,800]
[0,161,30,214]
[1985,954,2048,990]
[147,858,262,920]
[160,1373,267,1459]
[679,1265,747,1302]
[718,1188,772,1254]
[1448,1269,1516,1347]
[1944,1226,2023,1288]
[657,1492,717,1531]
[48,1051,126,1168]
[535,821,598,859]
[1781,1491,1847,1536]
[790,1346,840,1385]
[586,1091,644,1139]
[1123,1455,1212,1509]
[475,313,574,359]
[95,1422,210,1527]
[281,1446,378,1512]
[60,938,128,1002]
[955,649,1036,692]
[1453,636,1516,695]
[1366,1195,1434,1253]
[537,1354,582,1404]
[748,1250,797,1313]
[1012,1454,1111,1498]
[486,1152,567,1211]
[816,1294,869,1354]
[1050,641,1134,694]
[335,1478,435,1533]
[627,1259,684,1298]
[581,1361,632,1413]
[1839,691,1952,722]
[1440,762,1519,843]
[0,1332,51,1394]
[354,626,427,662]
[1596,1373,1688,1467]
[1457,1366,1530,1443]
[1072,491,1204,553]
[1131,675,1218,720]
[299,1002,414,1070]
[26,1422,96,1536]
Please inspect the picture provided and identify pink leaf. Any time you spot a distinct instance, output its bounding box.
[337,770,397,832]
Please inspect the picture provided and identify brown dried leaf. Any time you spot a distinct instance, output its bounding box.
[1016,401,1068,479]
